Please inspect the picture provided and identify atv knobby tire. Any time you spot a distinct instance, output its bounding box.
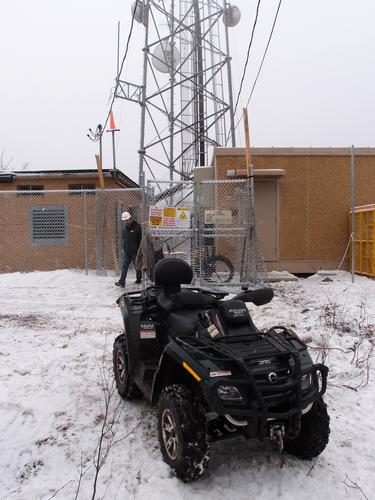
[113,334,142,400]
[157,384,209,482]
[284,397,330,459]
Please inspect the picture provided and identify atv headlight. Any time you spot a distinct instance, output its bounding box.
[217,385,243,402]
[301,372,313,391]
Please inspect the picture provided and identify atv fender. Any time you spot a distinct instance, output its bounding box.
[151,341,203,405]
[117,294,142,382]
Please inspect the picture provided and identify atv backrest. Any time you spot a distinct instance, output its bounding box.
[154,258,193,293]
[155,258,198,312]
[233,287,274,306]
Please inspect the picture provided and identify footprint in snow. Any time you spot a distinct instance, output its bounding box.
[18,459,44,483]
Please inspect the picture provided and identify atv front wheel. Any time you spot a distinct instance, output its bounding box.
[157,384,209,482]
[113,334,142,400]
[284,397,330,459]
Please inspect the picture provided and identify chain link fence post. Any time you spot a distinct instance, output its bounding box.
[193,179,201,288]
[83,190,88,276]
[140,171,146,290]
[95,190,107,276]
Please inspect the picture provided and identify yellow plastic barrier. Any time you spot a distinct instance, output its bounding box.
[350,204,375,277]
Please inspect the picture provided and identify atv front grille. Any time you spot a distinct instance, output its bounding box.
[248,364,291,386]
[244,358,296,409]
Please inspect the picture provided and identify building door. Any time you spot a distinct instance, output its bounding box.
[254,180,278,262]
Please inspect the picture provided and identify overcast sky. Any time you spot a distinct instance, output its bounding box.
[0,0,374,182]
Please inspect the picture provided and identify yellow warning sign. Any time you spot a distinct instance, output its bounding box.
[176,208,191,227]
[162,207,175,227]
[163,207,176,218]
[149,206,191,228]
[149,216,163,227]
[149,207,163,227]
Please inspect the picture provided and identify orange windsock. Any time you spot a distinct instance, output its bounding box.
[109,111,116,130]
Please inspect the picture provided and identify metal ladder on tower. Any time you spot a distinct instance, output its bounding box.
[179,0,199,177]
[207,1,227,147]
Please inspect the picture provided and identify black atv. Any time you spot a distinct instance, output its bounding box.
[113,258,330,482]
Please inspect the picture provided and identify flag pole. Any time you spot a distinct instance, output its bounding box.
[107,111,120,181]
[351,145,355,283]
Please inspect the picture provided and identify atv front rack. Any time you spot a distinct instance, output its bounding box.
[175,329,328,423]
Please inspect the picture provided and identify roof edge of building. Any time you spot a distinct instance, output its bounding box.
[214,147,375,157]
[0,169,139,188]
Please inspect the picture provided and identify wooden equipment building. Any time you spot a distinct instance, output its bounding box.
[211,147,375,274]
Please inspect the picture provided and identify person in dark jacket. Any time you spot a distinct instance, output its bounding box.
[115,211,142,287]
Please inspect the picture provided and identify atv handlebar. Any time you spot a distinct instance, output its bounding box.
[233,287,274,306]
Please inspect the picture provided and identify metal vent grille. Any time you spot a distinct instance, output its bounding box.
[30,206,68,245]
[17,185,44,196]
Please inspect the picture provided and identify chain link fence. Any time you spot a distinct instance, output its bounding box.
[145,179,266,289]
[0,180,266,289]
[0,188,141,281]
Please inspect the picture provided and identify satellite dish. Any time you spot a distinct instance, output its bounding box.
[131,1,147,26]
[223,5,241,27]
[152,41,180,74]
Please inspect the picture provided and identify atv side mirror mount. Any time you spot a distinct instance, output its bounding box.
[233,287,274,306]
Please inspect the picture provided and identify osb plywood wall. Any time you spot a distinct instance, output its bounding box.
[215,149,375,272]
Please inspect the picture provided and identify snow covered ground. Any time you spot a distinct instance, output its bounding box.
[0,269,374,500]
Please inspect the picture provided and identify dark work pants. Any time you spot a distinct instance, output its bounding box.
[119,253,141,286]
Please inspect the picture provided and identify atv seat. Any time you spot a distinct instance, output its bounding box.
[166,310,203,336]
[219,299,258,335]
[165,298,259,338]
[154,258,217,337]
[154,258,216,312]
[154,258,260,338]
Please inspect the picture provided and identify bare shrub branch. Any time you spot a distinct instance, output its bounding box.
[319,296,353,334]
[73,452,90,500]
[46,480,74,500]
[0,150,12,172]
[314,331,331,365]
[316,292,374,390]
[90,350,143,500]
[343,474,369,500]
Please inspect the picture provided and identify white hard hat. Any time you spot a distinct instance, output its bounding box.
[121,211,131,221]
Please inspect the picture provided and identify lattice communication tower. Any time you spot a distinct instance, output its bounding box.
[116,0,241,183]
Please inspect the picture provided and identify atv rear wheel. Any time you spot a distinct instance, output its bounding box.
[157,384,209,482]
[284,398,330,459]
[113,334,142,400]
